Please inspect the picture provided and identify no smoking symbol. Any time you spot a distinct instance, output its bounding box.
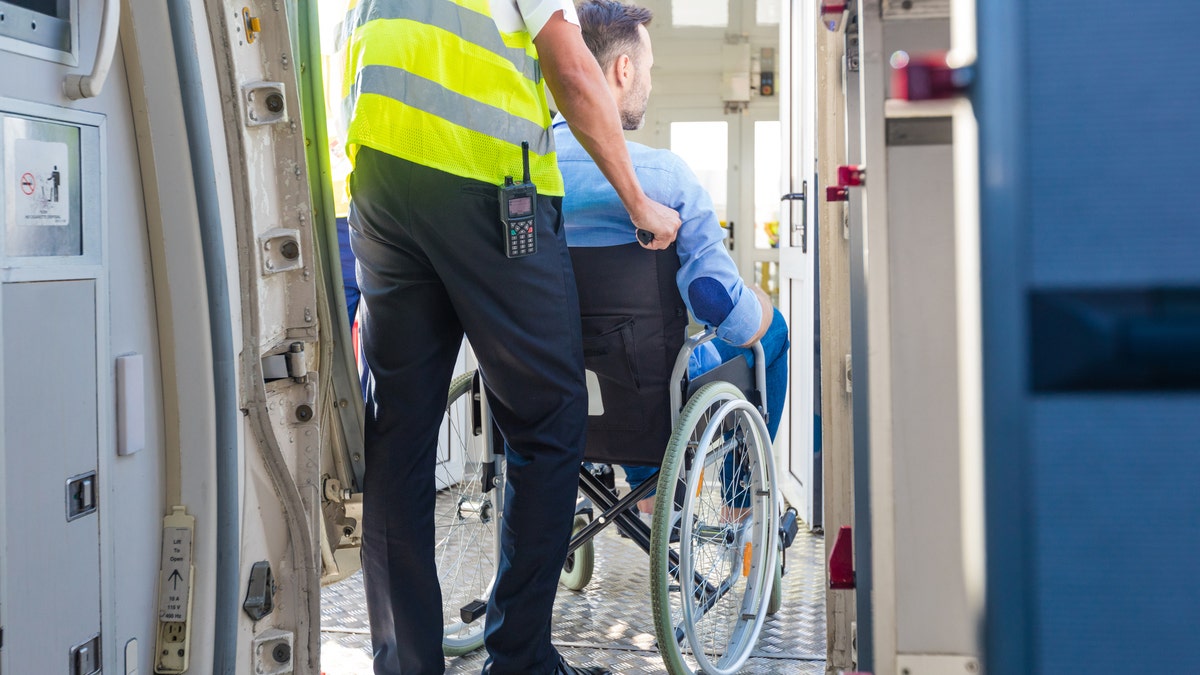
[19,172,35,196]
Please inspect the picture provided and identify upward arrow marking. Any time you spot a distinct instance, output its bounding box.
[168,568,183,590]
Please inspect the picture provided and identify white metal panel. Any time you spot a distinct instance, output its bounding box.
[2,279,100,675]
[949,0,985,639]
[1,1,172,669]
[117,3,221,671]
[895,653,981,674]
[101,42,168,622]
[855,2,899,670]
[886,139,975,653]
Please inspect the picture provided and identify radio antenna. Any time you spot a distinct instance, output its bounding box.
[521,141,531,183]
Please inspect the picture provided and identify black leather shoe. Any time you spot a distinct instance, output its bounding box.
[554,656,612,675]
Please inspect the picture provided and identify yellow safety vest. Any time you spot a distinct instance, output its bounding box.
[341,0,564,196]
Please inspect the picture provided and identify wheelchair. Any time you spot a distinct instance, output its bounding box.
[430,244,797,675]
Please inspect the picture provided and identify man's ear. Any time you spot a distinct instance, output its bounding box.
[614,53,632,87]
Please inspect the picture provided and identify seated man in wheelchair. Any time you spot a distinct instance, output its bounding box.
[558,0,790,515]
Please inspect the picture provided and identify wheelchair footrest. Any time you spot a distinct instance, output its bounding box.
[779,507,799,550]
[460,599,487,625]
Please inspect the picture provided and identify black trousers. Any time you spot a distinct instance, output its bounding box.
[349,147,587,675]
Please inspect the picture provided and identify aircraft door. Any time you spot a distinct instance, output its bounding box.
[0,2,164,674]
[0,97,106,675]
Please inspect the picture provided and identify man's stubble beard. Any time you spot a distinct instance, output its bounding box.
[620,79,649,131]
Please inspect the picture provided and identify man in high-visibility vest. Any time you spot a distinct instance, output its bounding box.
[340,1,680,674]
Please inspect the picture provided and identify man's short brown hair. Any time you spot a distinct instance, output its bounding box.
[576,0,654,71]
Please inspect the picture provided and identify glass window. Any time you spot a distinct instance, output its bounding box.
[7,0,66,18]
[754,261,779,307]
[756,0,781,26]
[3,115,83,257]
[0,0,73,54]
[318,0,353,219]
[670,121,728,225]
[754,120,782,249]
[671,0,728,28]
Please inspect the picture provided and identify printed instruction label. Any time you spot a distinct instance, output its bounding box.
[13,139,69,226]
[158,526,193,621]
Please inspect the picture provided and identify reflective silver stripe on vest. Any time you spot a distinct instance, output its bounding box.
[347,65,553,156]
[344,0,540,83]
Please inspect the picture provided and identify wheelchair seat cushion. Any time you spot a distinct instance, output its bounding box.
[570,243,688,466]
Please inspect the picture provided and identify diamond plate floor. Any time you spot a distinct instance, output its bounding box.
[321,505,826,674]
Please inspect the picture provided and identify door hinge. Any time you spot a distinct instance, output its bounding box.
[261,341,309,383]
[845,14,860,73]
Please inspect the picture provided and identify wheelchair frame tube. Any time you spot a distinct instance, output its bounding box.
[670,328,770,421]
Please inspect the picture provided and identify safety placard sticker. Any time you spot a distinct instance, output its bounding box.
[158,525,193,621]
[13,139,69,226]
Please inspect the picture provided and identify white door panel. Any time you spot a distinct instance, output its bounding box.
[3,280,100,675]
[777,0,819,527]
[0,2,164,672]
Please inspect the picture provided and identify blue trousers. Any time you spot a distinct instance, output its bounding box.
[350,148,587,675]
[624,307,790,495]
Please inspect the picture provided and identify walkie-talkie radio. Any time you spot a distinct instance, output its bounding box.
[499,141,537,258]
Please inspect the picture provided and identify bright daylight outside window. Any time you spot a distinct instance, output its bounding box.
[669,121,729,227]
[754,120,782,250]
[756,0,782,26]
[671,0,728,27]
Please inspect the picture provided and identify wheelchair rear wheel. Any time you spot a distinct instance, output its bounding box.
[649,382,779,675]
[437,371,504,656]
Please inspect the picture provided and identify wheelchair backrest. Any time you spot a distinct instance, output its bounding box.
[570,243,688,466]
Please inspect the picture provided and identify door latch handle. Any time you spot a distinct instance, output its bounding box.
[781,182,809,252]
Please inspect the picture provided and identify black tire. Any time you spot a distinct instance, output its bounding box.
[559,514,596,591]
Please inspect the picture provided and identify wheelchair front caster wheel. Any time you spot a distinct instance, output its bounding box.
[560,514,595,591]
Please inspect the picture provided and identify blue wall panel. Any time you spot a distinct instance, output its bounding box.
[980,2,1200,673]
[1026,4,1200,287]
[1032,398,1200,672]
